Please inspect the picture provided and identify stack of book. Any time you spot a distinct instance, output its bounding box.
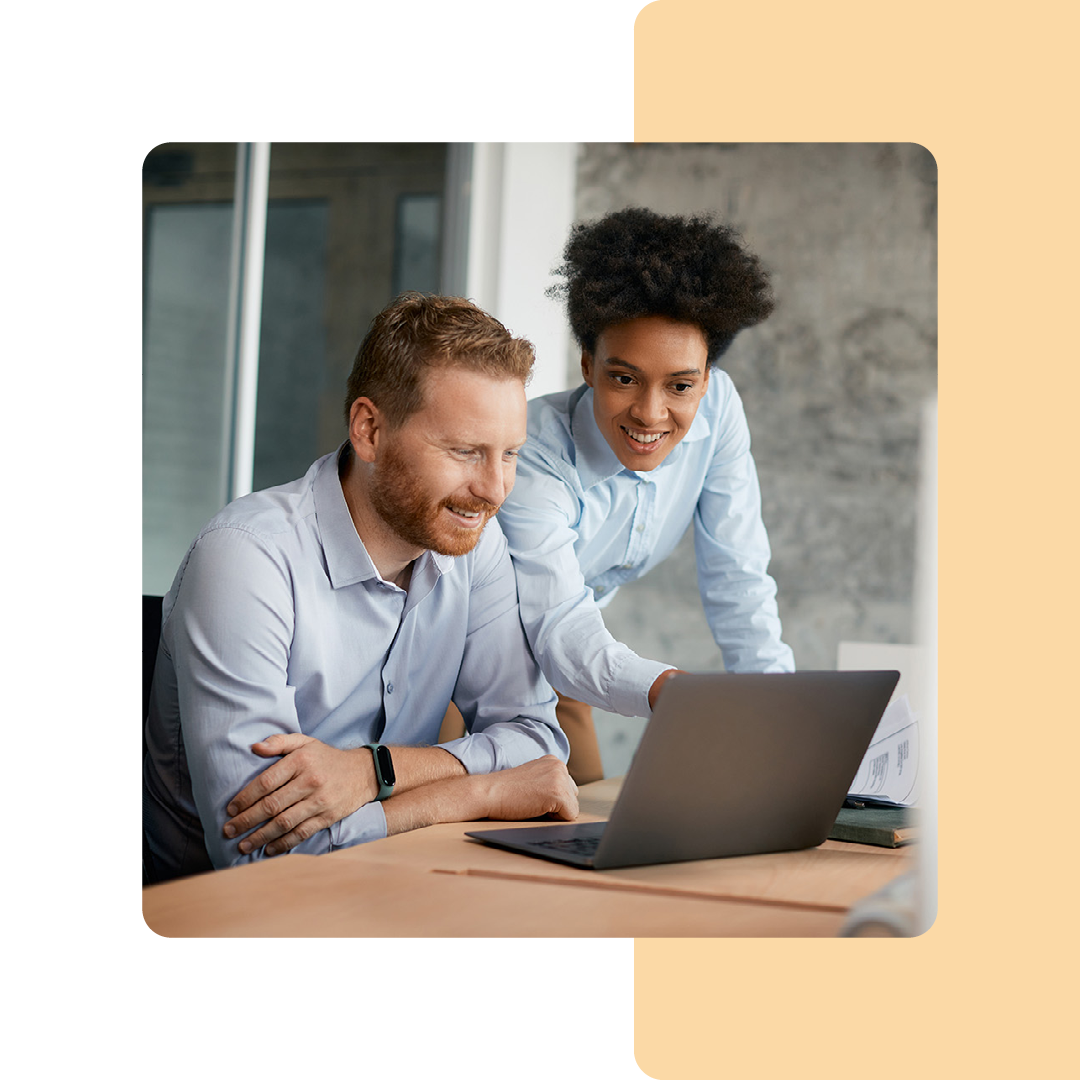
[829,799,917,848]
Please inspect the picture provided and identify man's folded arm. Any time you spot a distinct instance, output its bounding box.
[167,526,387,868]
[381,756,579,836]
[172,525,574,865]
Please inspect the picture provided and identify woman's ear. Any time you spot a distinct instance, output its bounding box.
[580,350,595,387]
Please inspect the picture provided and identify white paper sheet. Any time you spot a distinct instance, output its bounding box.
[847,694,920,806]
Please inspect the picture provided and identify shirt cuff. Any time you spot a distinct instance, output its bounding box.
[608,654,677,719]
[328,798,388,850]
[440,722,566,774]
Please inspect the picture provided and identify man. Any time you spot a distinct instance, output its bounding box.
[497,208,795,783]
[143,293,576,885]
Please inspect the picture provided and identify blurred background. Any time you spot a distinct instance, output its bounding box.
[142,141,937,775]
[571,144,937,771]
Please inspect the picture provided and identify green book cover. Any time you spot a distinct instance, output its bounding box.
[829,805,917,848]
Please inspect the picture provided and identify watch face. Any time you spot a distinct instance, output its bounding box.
[374,744,396,786]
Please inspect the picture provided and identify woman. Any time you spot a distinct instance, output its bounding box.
[497,207,795,783]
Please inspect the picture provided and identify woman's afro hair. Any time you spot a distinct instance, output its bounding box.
[548,207,775,365]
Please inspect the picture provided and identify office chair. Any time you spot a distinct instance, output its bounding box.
[143,595,164,726]
[143,595,164,887]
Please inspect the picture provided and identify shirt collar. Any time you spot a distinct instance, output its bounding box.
[314,445,454,589]
[568,385,714,488]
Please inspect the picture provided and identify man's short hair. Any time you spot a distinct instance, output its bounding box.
[344,292,535,428]
[547,207,775,366]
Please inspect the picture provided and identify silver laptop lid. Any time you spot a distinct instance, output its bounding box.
[592,670,898,869]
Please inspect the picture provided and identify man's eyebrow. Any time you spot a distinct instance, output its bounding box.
[435,435,528,450]
[601,357,703,377]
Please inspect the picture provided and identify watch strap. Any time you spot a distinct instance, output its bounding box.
[362,743,395,801]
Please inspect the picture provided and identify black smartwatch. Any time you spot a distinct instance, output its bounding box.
[362,743,396,801]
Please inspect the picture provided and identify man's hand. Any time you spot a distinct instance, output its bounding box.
[381,755,579,837]
[648,668,687,710]
[223,733,377,857]
[477,755,580,822]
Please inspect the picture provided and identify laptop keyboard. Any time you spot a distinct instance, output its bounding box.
[530,835,601,857]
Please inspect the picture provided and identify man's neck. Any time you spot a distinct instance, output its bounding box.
[339,450,422,589]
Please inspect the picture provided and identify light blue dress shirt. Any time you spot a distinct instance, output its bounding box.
[143,447,566,881]
[498,372,794,719]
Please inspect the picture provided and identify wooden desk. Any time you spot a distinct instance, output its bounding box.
[143,777,909,938]
[143,854,854,937]
[339,777,907,912]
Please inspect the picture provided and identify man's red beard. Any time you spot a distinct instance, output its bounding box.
[368,443,499,557]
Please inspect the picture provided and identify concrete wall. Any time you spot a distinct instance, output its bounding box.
[567,143,937,775]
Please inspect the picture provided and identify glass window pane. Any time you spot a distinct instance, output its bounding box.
[251,200,330,491]
[392,192,442,296]
[143,143,451,595]
[143,201,236,595]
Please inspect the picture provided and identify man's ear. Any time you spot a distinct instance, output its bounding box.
[348,397,382,463]
[580,350,595,387]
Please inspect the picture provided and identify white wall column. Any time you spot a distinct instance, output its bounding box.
[465,143,578,399]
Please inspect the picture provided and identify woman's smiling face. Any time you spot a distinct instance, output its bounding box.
[582,316,710,472]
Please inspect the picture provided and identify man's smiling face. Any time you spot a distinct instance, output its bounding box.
[369,366,527,557]
[582,316,710,472]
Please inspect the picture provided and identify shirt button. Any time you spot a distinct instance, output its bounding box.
[635,525,645,533]
[387,682,395,694]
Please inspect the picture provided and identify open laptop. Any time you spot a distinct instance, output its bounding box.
[466,670,899,870]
